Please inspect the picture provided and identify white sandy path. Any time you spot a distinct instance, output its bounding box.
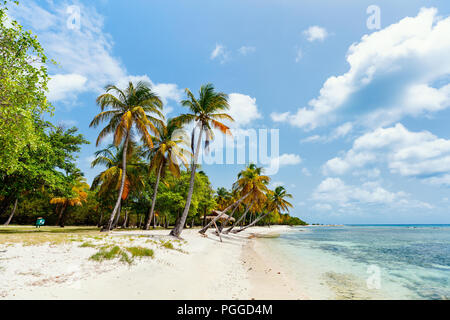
[1,226,297,300]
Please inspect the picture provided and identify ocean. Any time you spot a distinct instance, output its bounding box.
[260,225,450,299]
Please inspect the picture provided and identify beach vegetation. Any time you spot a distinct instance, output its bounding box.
[0,1,306,237]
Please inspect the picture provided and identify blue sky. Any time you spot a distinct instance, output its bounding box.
[9,0,450,224]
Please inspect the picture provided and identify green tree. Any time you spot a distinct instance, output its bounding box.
[50,175,89,227]
[0,123,88,223]
[90,81,163,231]
[171,84,233,237]
[0,1,53,174]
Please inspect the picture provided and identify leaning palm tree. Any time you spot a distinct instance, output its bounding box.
[199,163,269,235]
[170,83,234,238]
[90,81,163,231]
[224,164,270,234]
[143,118,190,230]
[215,187,232,211]
[235,185,293,233]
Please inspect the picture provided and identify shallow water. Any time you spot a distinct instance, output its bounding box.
[261,225,450,300]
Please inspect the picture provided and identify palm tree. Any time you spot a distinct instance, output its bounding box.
[215,187,232,211]
[91,143,145,226]
[90,81,163,231]
[50,176,89,227]
[170,83,233,238]
[235,185,293,233]
[224,164,270,234]
[198,164,268,235]
[143,118,190,230]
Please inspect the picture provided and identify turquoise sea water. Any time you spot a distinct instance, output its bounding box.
[262,225,450,299]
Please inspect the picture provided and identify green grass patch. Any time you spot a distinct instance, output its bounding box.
[126,246,154,258]
[160,240,174,250]
[90,245,121,261]
[89,245,154,265]
[79,242,97,248]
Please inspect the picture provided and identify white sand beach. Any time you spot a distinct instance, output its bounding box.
[0,226,306,300]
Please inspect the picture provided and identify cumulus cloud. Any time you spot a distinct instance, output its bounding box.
[303,26,328,42]
[265,153,302,175]
[273,8,450,130]
[48,74,88,101]
[11,2,181,103]
[312,178,432,209]
[226,93,262,128]
[323,123,450,186]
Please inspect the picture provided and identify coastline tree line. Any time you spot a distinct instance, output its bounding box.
[0,1,306,236]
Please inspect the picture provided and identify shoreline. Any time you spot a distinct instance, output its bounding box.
[1,225,305,300]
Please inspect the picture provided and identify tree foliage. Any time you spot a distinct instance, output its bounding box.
[0,1,53,174]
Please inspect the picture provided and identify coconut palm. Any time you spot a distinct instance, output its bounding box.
[90,81,163,231]
[235,185,293,233]
[215,187,232,211]
[170,83,234,237]
[224,164,270,233]
[91,143,144,199]
[143,118,190,230]
[50,176,89,227]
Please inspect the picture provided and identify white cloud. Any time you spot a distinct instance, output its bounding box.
[295,48,303,63]
[210,43,229,63]
[116,75,183,107]
[273,8,450,130]
[48,74,88,101]
[266,154,302,174]
[238,46,256,56]
[323,123,450,186]
[11,2,181,104]
[226,93,262,128]
[304,26,328,42]
[302,168,312,176]
[300,135,322,143]
[276,153,302,166]
[270,112,290,122]
[312,178,432,209]
[332,122,353,139]
[299,123,352,144]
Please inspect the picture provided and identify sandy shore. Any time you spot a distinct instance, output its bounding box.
[0,226,305,300]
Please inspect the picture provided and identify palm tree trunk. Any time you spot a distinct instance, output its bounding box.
[223,201,255,234]
[122,210,128,228]
[144,163,163,230]
[234,211,271,233]
[198,192,250,234]
[225,207,249,234]
[112,202,121,229]
[219,201,241,232]
[97,211,103,227]
[170,126,203,238]
[56,203,67,227]
[103,133,130,232]
[58,203,68,228]
[3,198,18,226]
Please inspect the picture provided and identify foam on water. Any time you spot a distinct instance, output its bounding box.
[260,225,450,300]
